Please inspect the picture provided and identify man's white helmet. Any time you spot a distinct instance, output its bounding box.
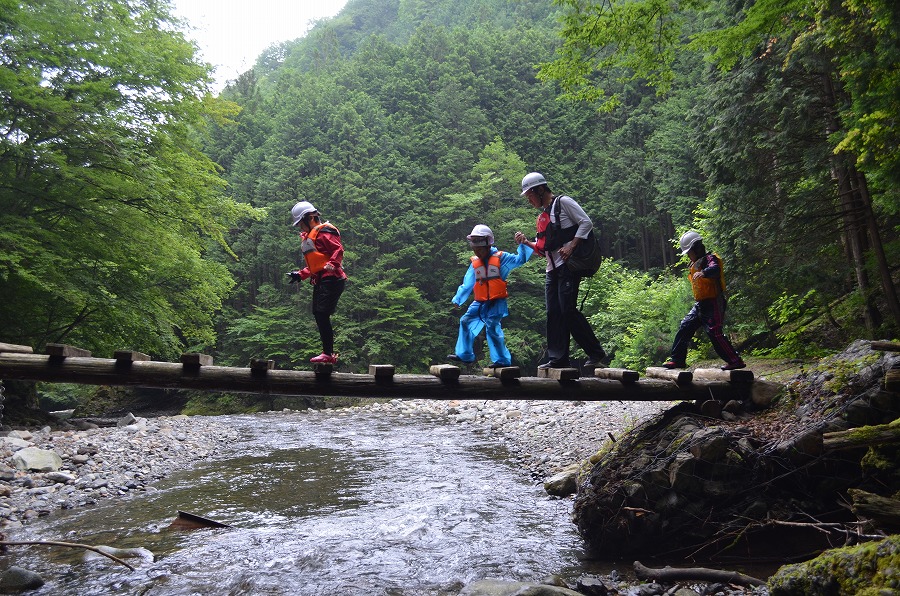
[679,231,702,255]
[467,224,494,246]
[520,172,547,195]
[291,201,317,226]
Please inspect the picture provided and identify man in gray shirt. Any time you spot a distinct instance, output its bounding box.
[515,172,607,369]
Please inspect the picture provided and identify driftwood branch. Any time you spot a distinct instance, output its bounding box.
[633,560,766,587]
[0,541,136,570]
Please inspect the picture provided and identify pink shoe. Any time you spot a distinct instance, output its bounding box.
[310,353,337,364]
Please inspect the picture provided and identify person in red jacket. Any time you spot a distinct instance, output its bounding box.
[662,231,745,371]
[287,201,347,365]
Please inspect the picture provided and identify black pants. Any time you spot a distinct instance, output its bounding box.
[312,277,345,355]
[544,265,604,365]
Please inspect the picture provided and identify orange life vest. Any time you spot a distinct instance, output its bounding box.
[471,252,508,301]
[301,223,339,274]
[689,253,726,300]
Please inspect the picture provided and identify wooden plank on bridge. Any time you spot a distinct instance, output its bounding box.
[646,367,693,385]
[0,343,33,354]
[692,367,754,383]
[313,363,333,376]
[46,344,91,358]
[181,353,213,366]
[537,367,580,381]
[368,365,395,380]
[594,367,640,383]
[429,364,460,382]
[483,366,521,380]
[250,358,275,371]
[115,350,151,362]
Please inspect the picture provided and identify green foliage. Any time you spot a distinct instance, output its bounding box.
[582,259,692,370]
[0,0,262,360]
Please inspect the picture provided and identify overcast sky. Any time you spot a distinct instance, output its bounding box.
[172,0,348,91]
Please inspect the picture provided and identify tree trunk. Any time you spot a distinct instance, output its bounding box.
[852,166,900,329]
[823,74,880,333]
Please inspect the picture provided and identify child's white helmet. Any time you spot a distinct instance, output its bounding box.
[467,224,494,246]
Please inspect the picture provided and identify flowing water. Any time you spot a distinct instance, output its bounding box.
[4,410,600,595]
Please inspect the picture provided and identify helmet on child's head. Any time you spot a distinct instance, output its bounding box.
[291,201,318,226]
[467,224,494,247]
[679,231,702,255]
[520,172,547,195]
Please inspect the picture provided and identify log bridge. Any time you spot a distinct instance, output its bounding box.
[0,342,759,402]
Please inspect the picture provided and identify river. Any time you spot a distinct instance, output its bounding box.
[4,409,600,595]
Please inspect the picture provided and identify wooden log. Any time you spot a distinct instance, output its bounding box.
[646,366,692,385]
[250,359,275,371]
[368,365,395,379]
[847,488,900,530]
[180,353,213,366]
[0,343,33,354]
[483,366,521,380]
[313,363,333,376]
[46,344,91,358]
[537,367,580,381]
[691,367,754,383]
[429,364,460,382]
[594,368,639,383]
[0,352,748,401]
[114,350,151,362]
[871,341,900,352]
[634,561,765,587]
[823,421,900,451]
[886,369,900,392]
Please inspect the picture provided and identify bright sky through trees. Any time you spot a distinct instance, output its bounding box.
[172,0,348,91]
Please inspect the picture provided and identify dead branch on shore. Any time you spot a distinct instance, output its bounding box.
[634,560,766,586]
[0,541,136,570]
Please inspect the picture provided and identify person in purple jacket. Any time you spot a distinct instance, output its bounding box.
[663,231,745,371]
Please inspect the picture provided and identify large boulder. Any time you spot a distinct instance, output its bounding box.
[11,447,63,472]
[768,534,900,595]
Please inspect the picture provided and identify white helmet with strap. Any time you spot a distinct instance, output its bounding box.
[467,224,494,246]
[291,201,317,227]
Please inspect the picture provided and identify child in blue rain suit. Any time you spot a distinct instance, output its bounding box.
[448,224,533,367]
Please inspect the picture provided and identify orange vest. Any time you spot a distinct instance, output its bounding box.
[301,223,339,273]
[689,253,726,300]
[472,252,508,301]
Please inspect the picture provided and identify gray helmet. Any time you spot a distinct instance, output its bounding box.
[679,231,702,255]
[521,172,547,195]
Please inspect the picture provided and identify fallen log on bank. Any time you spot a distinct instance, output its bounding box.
[633,560,766,587]
[823,420,900,451]
[0,352,758,402]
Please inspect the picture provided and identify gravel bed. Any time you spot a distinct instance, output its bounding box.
[346,398,674,479]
